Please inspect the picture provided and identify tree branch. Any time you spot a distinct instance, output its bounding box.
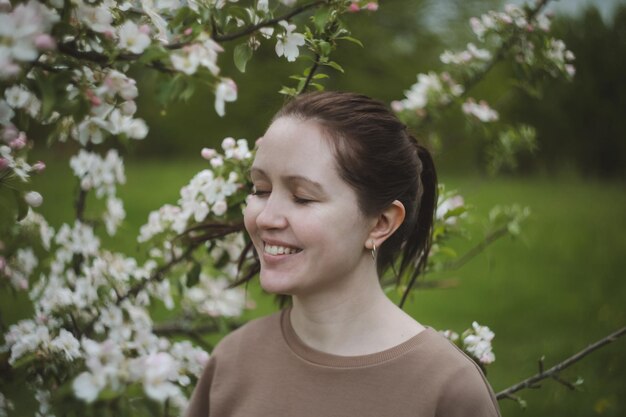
[442,225,510,271]
[298,53,321,94]
[496,326,626,400]
[56,0,327,69]
[213,0,327,42]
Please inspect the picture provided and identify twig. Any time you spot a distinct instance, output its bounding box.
[298,53,321,94]
[442,225,509,271]
[213,0,327,42]
[56,0,327,69]
[462,0,552,97]
[496,326,626,400]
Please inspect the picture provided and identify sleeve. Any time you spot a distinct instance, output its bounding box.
[434,363,502,417]
[183,354,217,417]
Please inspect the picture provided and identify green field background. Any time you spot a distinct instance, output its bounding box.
[12,154,623,417]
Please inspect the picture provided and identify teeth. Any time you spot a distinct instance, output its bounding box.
[264,244,300,255]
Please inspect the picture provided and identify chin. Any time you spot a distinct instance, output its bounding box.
[259,272,296,295]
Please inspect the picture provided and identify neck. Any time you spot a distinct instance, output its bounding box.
[289,263,424,355]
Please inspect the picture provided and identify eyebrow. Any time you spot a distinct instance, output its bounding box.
[249,167,327,195]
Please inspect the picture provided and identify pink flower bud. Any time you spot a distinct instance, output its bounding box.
[32,160,46,173]
[19,279,28,290]
[34,34,56,50]
[365,2,378,11]
[1,125,18,142]
[85,90,102,107]
[201,147,217,160]
[10,137,26,150]
[0,256,6,271]
[139,24,151,35]
[0,158,8,170]
[210,157,223,168]
[348,2,360,12]
[526,24,534,32]
[184,28,193,36]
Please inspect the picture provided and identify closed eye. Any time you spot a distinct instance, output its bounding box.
[293,196,315,204]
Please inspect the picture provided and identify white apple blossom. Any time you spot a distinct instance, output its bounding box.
[185,274,247,317]
[72,371,104,403]
[104,196,126,235]
[21,210,55,250]
[462,98,499,122]
[214,78,237,117]
[70,149,126,198]
[138,204,184,241]
[170,340,209,379]
[140,352,181,402]
[3,247,38,290]
[436,193,465,225]
[0,0,59,76]
[170,35,223,75]
[0,100,14,125]
[397,72,463,111]
[4,84,31,108]
[100,70,139,101]
[463,321,496,364]
[108,109,149,139]
[118,20,151,54]
[54,221,100,261]
[440,43,491,65]
[439,329,459,342]
[171,49,200,74]
[50,328,81,361]
[4,319,51,364]
[275,20,305,62]
[74,2,114,35]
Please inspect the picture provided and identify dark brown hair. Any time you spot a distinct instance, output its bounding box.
[273,91,437,285]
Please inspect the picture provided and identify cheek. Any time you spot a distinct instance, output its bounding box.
[243,197,261,235]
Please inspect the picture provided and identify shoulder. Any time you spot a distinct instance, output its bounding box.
[211,309,283,359]
[414,329,501,417]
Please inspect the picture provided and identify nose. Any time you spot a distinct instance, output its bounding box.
[255,192,289,230]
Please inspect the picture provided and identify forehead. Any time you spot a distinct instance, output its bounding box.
[253,117,338,181]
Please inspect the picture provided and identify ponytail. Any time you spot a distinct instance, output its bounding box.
[397,142,438,307]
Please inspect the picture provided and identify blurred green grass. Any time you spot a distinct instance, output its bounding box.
[20,155,626,416]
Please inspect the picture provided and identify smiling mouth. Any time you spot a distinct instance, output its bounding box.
[263,242,302,255]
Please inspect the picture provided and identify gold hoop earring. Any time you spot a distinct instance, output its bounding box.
[371,241,377,260]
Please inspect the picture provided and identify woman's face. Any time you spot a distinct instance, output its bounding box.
[244,117,375,297]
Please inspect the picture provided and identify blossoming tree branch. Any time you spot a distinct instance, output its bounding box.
[0,0,623,415]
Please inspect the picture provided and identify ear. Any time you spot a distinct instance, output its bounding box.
[365,200,405,249]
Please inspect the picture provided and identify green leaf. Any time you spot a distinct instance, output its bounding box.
[319,41,331,56]
[312,8,330,32]
[325,60,344,73]
[338,36,364,47]
[233,42,253,73]
[186,263,201,287]
[279,86,298,96]
[10,351,37,369]
[138,45,169,64]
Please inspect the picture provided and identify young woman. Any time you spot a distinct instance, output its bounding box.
[184,91,501,417]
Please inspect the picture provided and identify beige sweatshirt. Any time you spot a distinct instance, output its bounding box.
[184,308,502,417]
